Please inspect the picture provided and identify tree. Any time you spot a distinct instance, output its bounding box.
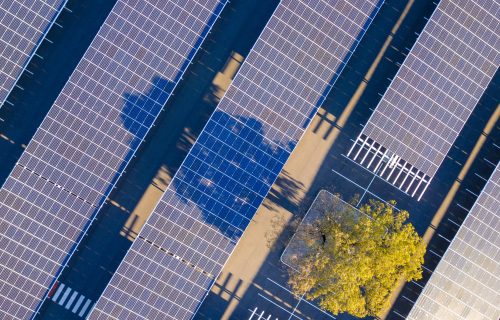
[288,199,426,318]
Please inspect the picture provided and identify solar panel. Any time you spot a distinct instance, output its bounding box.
[347,0,500,200]
[0,1,226,318]
[408,162,500,319]
[89,1,385,319]
[0,0,67,108]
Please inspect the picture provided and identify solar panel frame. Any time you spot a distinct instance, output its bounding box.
[90,1,386,319]
[408,162,500,319]
[0,0,68,108]
[347,0,500,200]
[0,1,227,319]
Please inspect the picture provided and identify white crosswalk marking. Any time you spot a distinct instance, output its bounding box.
[50,282,94,317]
[72,295,85,313]
[58,287,72,306]
[65,291,78,309]
[51,283,65,302]
[78,299,92,317]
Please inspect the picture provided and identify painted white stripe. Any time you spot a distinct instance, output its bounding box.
[249,307,258,319]
[65,291,78,309]
[51,283,65,302]
[58,287,71,306]
[266,278,335,319]
[72,295,85,314]
[257,293,303,320]
[78,298,92,317]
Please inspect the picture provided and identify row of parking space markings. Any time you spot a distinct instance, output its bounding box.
[47,282,93,318]
[251,277,336,320]
[332,153,404,211]
[248,307,278,320]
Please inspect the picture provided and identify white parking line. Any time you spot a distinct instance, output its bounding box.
[52,283,65,301]
[249,307,277,320]
[78,299,92,317]
[266,278,336,320]
[72,295,85,313]
[288,294,304,320]
[331,167,400,211]
[300,299,336,320]
[65,291,78,309]
[266,278,293,295]
[58,287,71,306]
[257,293,303,320]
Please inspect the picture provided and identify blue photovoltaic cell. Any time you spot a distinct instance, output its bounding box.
[0,0,226,319]
[348,0,500,200]
[0,0,67,107]
[408,162,500,319]
[90,1,384,319]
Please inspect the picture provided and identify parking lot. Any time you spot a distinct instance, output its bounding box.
[29,0,280,318]
[1,0,498,319]
[194,0,499,319]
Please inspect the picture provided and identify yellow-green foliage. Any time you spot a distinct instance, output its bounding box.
[288,200,426,318]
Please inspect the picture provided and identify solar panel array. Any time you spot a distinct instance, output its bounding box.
[348,0,500,200]
[0,0,67,107]
[0,0,226,318]
[408,162,500,319]
[90,1,384,319]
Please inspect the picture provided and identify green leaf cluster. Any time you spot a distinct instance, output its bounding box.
[288,200,426,318]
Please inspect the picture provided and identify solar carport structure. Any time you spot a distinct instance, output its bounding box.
[408,162,500,319]
[348,0,500,200]
[0,0,67,108]
[90,0,384,319]
[0,0,226,318]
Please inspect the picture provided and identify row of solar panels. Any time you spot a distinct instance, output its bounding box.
[0,0,227,318]
[89,0,500,316]
[0,0,499,319]
[348,0,500,200]
[90,1,386,318]
[408,162,500,319]
[0,0,68,108]
[0,0,386,318]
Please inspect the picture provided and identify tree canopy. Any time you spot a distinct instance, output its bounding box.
[288,199,426,318]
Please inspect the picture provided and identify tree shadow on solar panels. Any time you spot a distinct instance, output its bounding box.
[102,76,176,239]
[120,77,175,152]
[170,110,300,240]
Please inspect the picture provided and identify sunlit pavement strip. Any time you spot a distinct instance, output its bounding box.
[50,282,93,318]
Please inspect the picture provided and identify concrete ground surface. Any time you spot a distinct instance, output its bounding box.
[0,0,497,319]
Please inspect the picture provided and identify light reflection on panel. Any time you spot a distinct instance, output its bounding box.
[408,163,500,320]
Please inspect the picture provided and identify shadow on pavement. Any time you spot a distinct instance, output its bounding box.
[386,72,499,319]
[194,0,452,319]
[206,1,500,320]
